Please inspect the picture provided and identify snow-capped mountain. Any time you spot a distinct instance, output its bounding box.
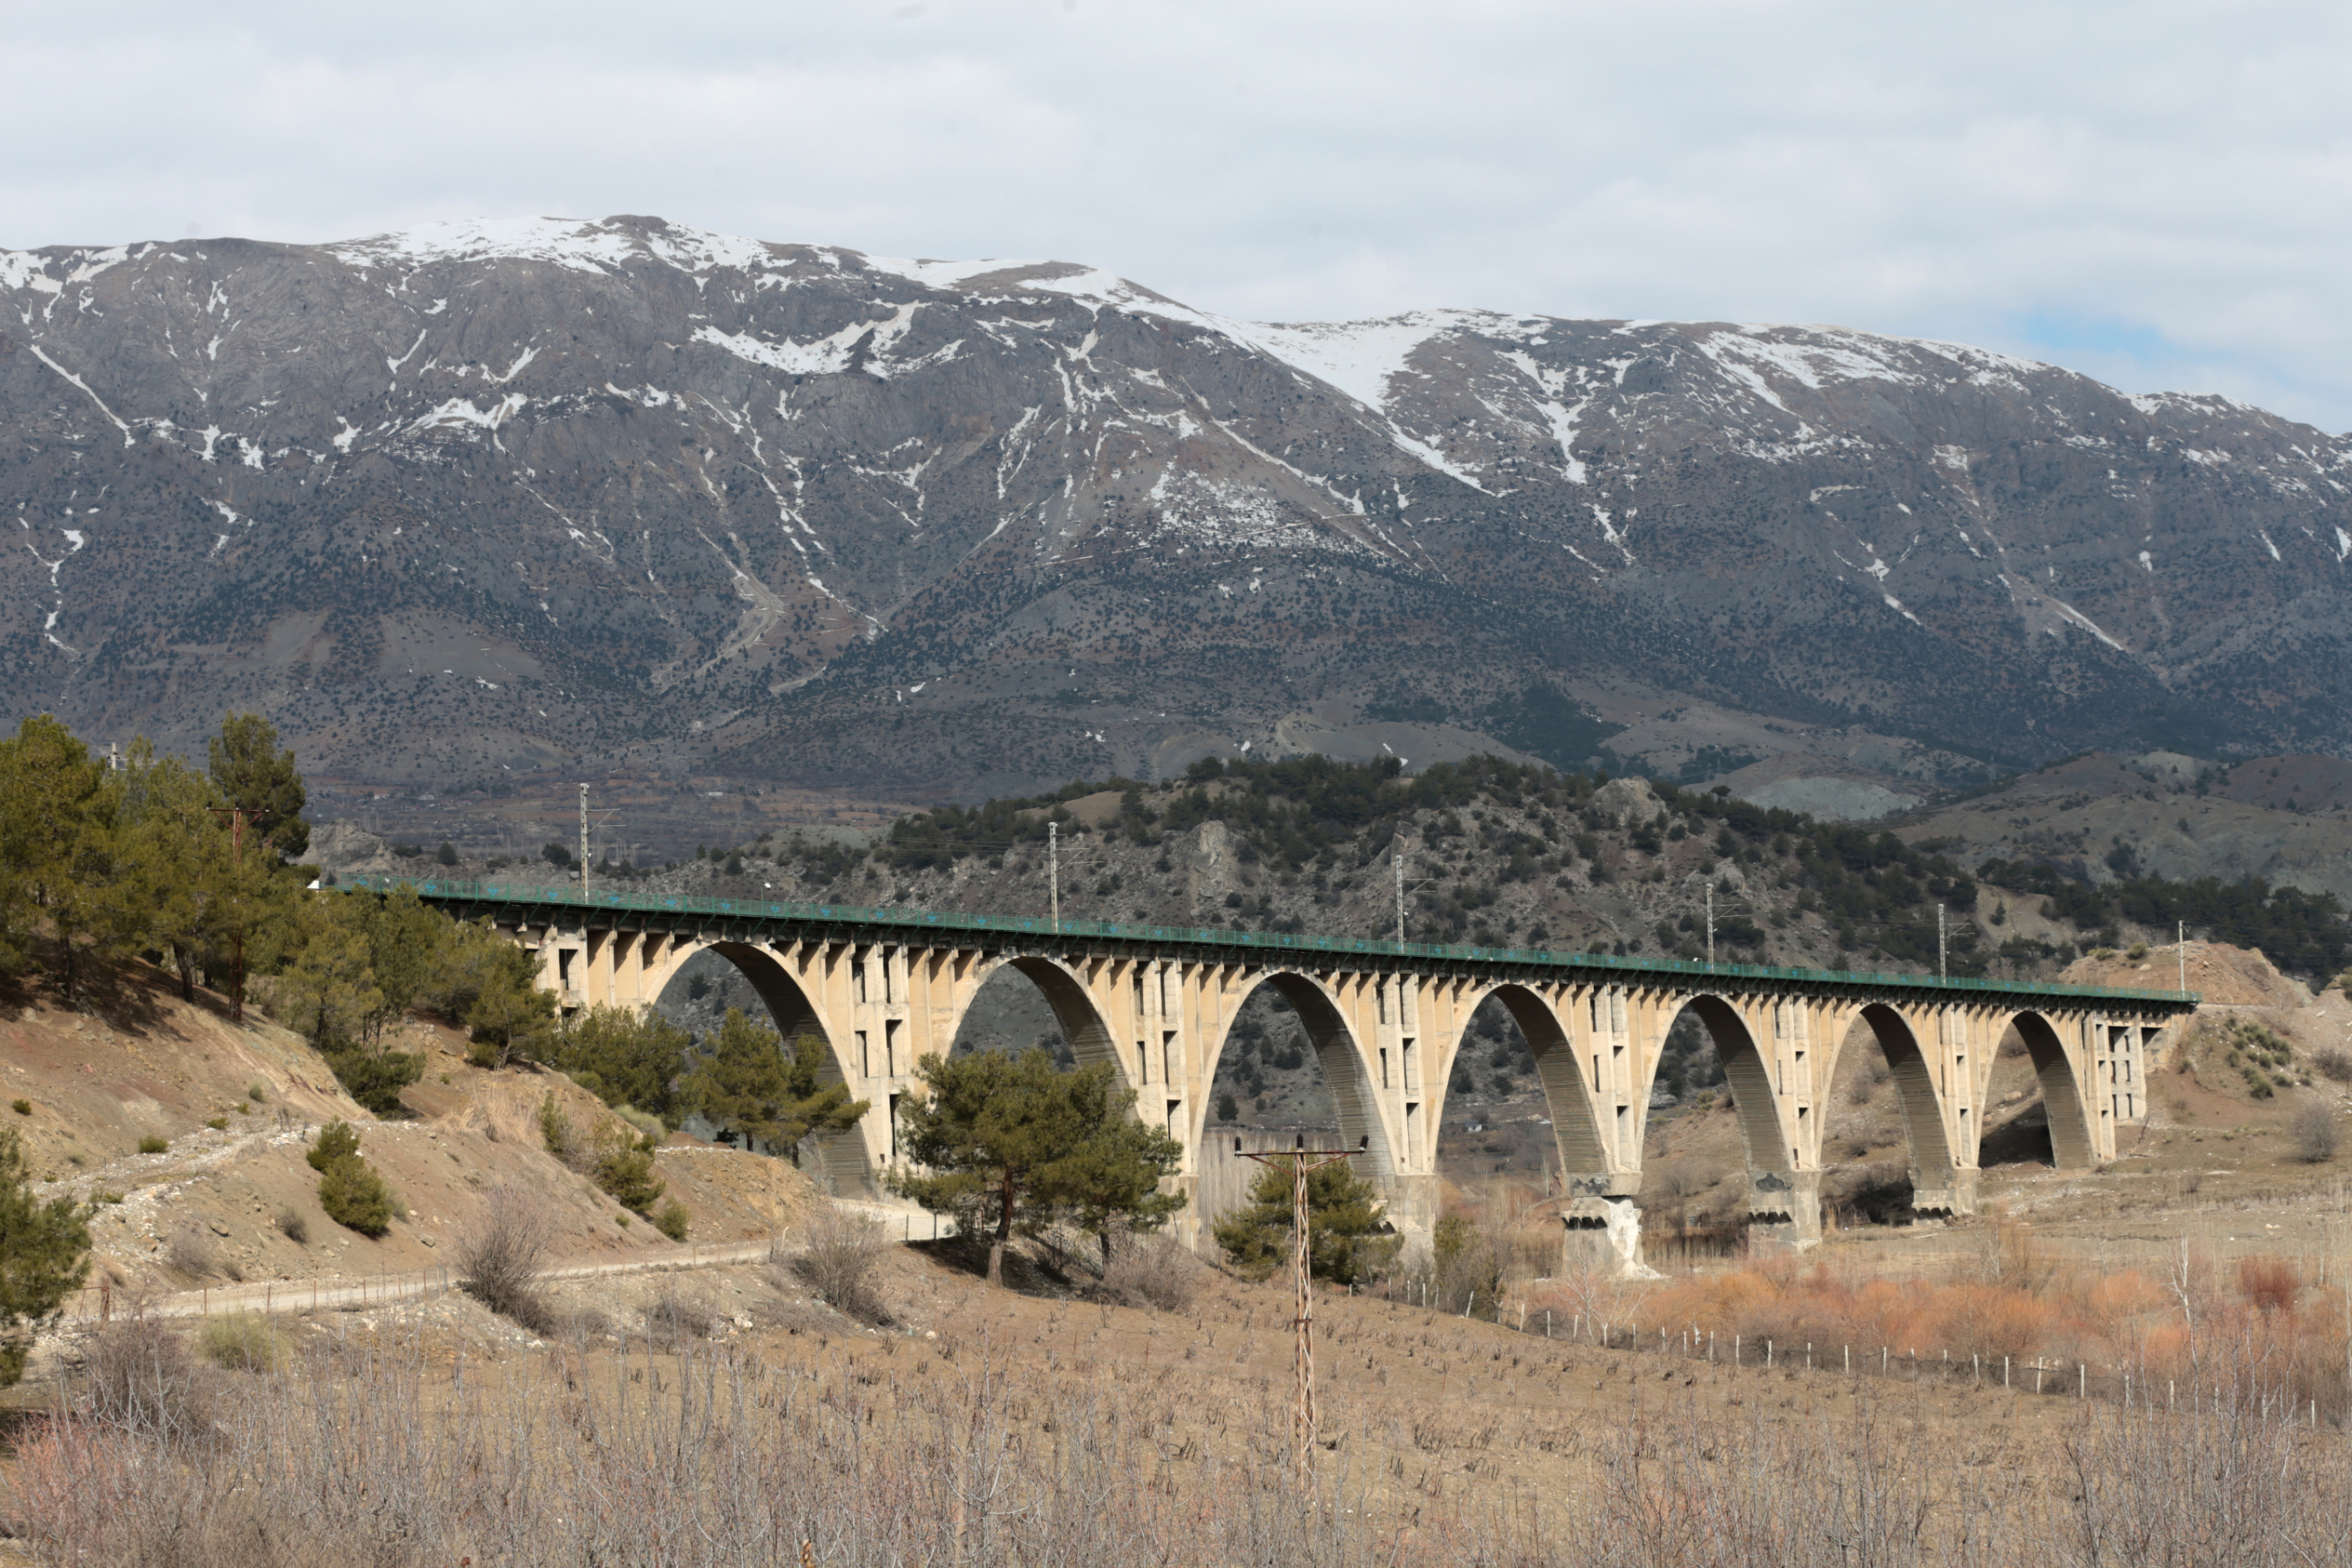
[4,214,2347,797]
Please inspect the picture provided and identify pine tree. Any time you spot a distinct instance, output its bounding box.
[0,1129,90,1385]
[548,1003,694,1125]
[428,916,554,1068]
[680,1011,867,1159]
[0,716,143,1003]
[351,885,446,1045]
[1213,1158,1399,1285]
[890,1047,1081,1286]
[890,1049,1185,1283]
[208,712,310,860]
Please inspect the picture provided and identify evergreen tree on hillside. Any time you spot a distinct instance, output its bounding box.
[549,1003,695,1126]
[0,716,143,1003]
[680,1011,868,1159]
[207,712,310,860]
[0,1128,91,1386]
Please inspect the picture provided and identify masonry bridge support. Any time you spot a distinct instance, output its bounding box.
[358,877,2197,1269]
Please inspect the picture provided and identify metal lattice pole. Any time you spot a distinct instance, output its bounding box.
[1240,1137,1362,1495]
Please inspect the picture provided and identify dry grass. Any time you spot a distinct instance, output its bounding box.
[165,1225,217,1280]
[15,1307,2352,1568]
[74,1311,215,1443]
[640,1280,714,1348]
[1096,1229,1204,1312]
[1535,1238,2352,1422]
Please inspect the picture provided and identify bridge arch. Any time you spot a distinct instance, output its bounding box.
[1203,969,1396,1182]
[961,953,1129,1085]
[1474,983,1608,1176]
[2007,1010,2095,1169]
[640,938,877,1195]
[1663,992,1790,1173]
[1838,1003,1964,1213]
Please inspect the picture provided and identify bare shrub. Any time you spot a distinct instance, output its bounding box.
[2239,1255,2300,1312]
[791,1206,893,1325]
[165,1224,216,1279]
[2312,1045,2352,1083]
[559,1304,614,1346]
[453,1182,557,1335]
[2287,1098,2341,1163]
[197,1311,285,1373]
[80,1312,214,1442]
[1097,1230,1201,1312]
[274,1207,309,1243]
[640,1282,712,1348]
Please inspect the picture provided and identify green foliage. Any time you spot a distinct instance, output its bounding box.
[307,1121,362,1172]
[1431,1210,1506,1320]
[681,1011,868,1159]
[653,1199,691,1241]
[275,893,382,1049]
[317,1152,394,1236]
[322,1041,425,1115]
[0,1129,91,1386]
[0,716,146,1002]
[349,885,445,1043]
[538,1092,577,1162]
[545,1003,692,1125]
[137,1136,167,1154]
[8,1100,27,1116]
[198,1311,286,1373]
[430,917,555,1068]
[1978,858,2352,983]
[891,1048,1185,1278]
[591,1125,667,1214]
[208,711,310,860]
[1212,1158,1399,1286]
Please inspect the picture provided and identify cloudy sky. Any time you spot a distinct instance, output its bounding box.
[11,0,2350,430]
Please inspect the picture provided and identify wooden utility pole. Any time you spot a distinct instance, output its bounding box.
[1236,1134,1365,1495]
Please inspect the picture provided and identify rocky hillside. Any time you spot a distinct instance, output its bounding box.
[6,216,2350,814]
[0,960,817,1303]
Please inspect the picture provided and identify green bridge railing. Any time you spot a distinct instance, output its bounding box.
[339,873,2198,1008]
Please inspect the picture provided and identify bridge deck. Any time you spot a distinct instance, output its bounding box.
[343,874,2196,1012]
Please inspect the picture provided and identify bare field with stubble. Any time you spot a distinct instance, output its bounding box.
[7,1210,2352,1568]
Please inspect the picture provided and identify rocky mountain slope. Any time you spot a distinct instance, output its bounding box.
[7,215,2350,808]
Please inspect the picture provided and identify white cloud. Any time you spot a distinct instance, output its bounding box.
[10,0,2352,429]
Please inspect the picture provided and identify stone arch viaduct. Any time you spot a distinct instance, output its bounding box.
[357,877,2198,1260]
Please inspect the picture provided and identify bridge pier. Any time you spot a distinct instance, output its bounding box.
[1746,1168,1824,1253]
[1908,1164,1978,1219]
[1560,1172,1646,1275]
